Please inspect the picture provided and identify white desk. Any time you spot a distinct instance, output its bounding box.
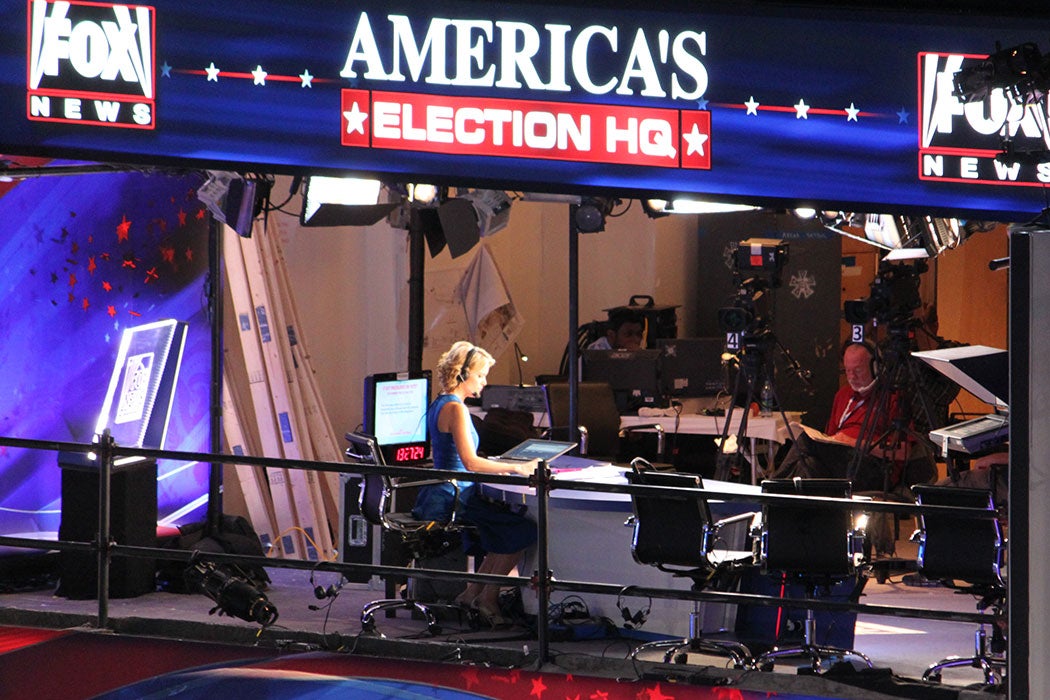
[483,465,760,637]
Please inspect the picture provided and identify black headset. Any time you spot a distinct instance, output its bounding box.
[309,567,345,605]
[616,588,651,630]
[457,346,477,383]
[842,340,880,378]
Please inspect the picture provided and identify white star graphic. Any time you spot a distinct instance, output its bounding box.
[300,69,314,88]
[343,101,369,135]
[251,65,267,86]
[794,99,810,119]
[682,123,708,157]
[745,96,759,115]
[845,102,860,122]
[205,62,220,81]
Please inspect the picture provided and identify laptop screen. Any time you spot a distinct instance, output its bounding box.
[500,438,577,462]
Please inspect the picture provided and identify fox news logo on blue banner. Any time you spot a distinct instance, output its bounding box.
[26,0,156,129]
[919,51,1050,187]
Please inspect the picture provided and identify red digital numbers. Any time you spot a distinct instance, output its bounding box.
[394,445,426,463]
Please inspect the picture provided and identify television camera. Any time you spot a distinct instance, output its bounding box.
[843,259,926,329]
[717,238,788,344]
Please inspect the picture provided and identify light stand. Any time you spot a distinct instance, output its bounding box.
[514,342,528,386]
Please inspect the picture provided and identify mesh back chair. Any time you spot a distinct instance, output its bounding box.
[346,432,471,636]
[912,484,1006,686]
[755,477,873,672]
[543,381,665,461]
[626,469,756,668]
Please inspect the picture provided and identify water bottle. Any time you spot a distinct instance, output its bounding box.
[759,379,774,417]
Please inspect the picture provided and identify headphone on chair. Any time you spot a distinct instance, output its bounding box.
[616,587,651,630]
[457,346,477,384]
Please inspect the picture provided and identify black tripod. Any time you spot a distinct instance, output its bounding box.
[714,330,808,483]
[847,325,940,495]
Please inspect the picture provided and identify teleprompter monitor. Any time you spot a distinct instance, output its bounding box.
[582,348,662,412]
[655,337,726,398]
[362,370,431,465]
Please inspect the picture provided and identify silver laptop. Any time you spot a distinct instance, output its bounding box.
[499,438,577,462]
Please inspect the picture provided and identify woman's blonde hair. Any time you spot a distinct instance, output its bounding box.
[436,341,494,392]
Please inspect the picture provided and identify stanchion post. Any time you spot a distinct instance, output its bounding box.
[534,460,552,664]
[95,430,114,628]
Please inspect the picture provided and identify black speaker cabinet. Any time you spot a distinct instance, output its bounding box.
[57,459,158,599]
[339,473,380,584]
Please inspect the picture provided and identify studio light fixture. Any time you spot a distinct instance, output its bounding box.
[514,342,528,387]
[459,189,512,237]
[300,175,400,227]
[574,197,616,232]
[643,198,759,216]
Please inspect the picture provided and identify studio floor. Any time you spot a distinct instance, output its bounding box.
[0,529,1005,700]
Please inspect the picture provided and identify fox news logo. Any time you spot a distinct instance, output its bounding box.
[26,0,156,129]
[919,51,1050,186]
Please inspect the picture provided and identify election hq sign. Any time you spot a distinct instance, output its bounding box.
[2,0,1049,219]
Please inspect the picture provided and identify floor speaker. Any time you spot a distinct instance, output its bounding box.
[57,459,158,599]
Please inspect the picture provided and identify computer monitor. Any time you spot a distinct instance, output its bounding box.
[582,348,662,412]
[656,337,726,398]
[362,370,431,465]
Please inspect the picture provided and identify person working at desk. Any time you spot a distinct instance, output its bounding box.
[777,341,934,493]
[411,341,540,628]
[587,307,645,350]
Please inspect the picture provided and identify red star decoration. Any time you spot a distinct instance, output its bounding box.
[460,668,481,689]
[107,305,117,317]
[144,267,159,284]
[178,209,187,226]
[68,272,77,289]
[642,683,675,700]
[116,215,131,242]
[195,208,206,220]
[185,247,194,262]
[122,259,137,269]
[100,252,111,261]
[529,677,547,698]
[81,297,89,311]
[160,245,175,265]
[590,692,609,700]
[67,292,74,303]
[102,281,112,292]
[87,256,97,275]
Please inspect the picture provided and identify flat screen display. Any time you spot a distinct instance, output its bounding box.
[582,348,662,412]
[656,337,727,398]
[362,371,431,465]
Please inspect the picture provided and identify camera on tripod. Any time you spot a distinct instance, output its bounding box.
[718,238,788,340]
[843,260,926,327]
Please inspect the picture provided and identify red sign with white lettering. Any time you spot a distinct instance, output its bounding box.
[341,88,710,169]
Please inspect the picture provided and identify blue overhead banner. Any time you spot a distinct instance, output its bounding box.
[2,0,1049,218]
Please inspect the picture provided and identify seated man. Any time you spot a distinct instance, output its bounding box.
[776,341,935,494]
[587,307,645,351]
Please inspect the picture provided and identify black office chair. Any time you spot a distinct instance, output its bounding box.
[755,478,873,673]
[625,469,756,668]
[346,432,471,636]
[543,381,665,462]
[911,484,1006,686]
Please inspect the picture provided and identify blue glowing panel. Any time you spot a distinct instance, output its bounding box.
[0,168,212,538]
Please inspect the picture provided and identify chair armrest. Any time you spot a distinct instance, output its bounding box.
[620,423,665,457]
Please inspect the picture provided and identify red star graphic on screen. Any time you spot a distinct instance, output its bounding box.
[68,272,77,289]
[195,208,206,220]
[102,281,112,292]
[160,245,175,265]
[116,215,131,242]
[590,691,609,700]
[107,305,116,317]
[87,256,97,275]
[144,267,159,284]
[529,677,547,698]
[185,247,194,262]
[81,297,89,311]
[178,209,187,226]
[680,111,712,170]
[642,683,675,700]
